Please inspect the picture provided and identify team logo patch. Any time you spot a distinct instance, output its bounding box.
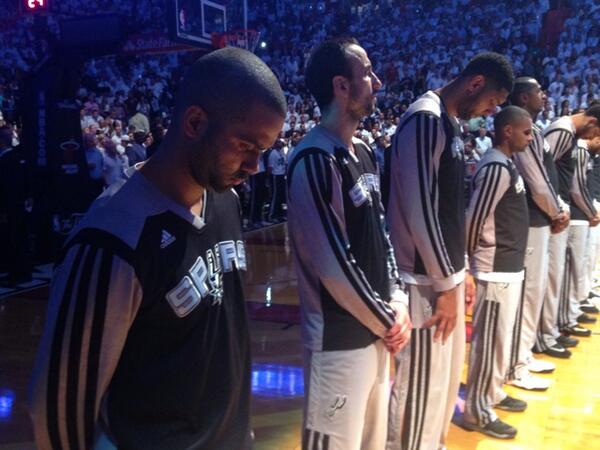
[166,240,247,317]
[327,395,347,419]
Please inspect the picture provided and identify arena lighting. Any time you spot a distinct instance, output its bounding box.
[23,0,49,13]
[0,389,15,421]
[251,364,304,398]
[260,41,267,49]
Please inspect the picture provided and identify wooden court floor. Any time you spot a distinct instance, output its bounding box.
[1,223,599,449]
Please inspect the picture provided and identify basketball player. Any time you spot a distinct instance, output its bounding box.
[507,77,567,389]
[567,136,600,317]
[463,106,533,439]
[248,151,270,228]
[585,142,600,307]
[267,138,287,222]
[28,48,286,450]
[287,38,411,450]
[536,105,600,354]
[386,52,514,450]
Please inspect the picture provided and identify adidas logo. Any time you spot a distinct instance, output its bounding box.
[160,230,176,249]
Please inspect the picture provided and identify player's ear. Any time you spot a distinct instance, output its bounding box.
[467,75,486,95]
[332,75,351,101]
[182,105,209,141]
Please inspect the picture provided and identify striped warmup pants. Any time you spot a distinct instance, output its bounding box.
[464,278,523,427]
[387,282,465,450]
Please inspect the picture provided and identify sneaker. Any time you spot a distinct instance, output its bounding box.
[580,299,599,314]
[508,373,551,391]
[576,313,597,324]
[495,395,527,412]
[527,358,555,374]
[562,325,592,337]
[556,335,579,348]
[542,344,572,359]
[588,291,600,299]
[463,418,517,439]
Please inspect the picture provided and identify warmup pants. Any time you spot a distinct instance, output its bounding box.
[249,172,268,224]
[535,226,568,350]
[464,279,523,427]
[583,225,600,295]
[387,282,465,450]
[557,223,589,329]
[509,226,549,379]
[303,340,390,450]
[269,174,286,221]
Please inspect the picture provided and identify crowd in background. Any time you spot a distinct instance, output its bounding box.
[0,0,599,269]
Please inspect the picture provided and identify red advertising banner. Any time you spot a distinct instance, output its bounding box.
[122,32,201,55]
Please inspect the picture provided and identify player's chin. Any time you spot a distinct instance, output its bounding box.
[210,179,235,192]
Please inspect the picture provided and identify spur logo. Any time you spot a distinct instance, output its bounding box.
[166,240,247,317]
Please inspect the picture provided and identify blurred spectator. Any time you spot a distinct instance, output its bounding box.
[83,132,105,199]
[126,130,147,166]
[536,109,552,130]
[101,138,128,186]
[475,126,493,157]
[267,138,287,222]
[128,108,150,134]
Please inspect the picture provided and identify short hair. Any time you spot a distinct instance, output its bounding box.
[494,106,531,142]
[305,37,359,111]
[509,76,540,105]
[584,103,600,122]
[173,47,286,126]
[460,52,514,93]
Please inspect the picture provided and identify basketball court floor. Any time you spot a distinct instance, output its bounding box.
[1,223,599,449]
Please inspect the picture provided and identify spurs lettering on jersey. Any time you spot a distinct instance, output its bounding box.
[166,240,247,317]
[349,173,380,207]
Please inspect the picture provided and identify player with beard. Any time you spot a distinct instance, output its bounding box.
[505,77,568,388]
[29,48,286,450]
[386,52,513,450]
[287,37,411,449]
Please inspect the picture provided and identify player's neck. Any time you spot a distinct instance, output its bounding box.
[437,80,462,118]
[320,106,358,152]
[524,106,541,119]
[140,141,205,212]
[496,143,513,158]
[571,113,586,135]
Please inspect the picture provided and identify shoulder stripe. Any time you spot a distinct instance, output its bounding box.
[83,249,113,448]
[46,244,87,450]
[65,246,99,449]
[306,152,395,326]
[468,164,503,255]
[415,114,454,277]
